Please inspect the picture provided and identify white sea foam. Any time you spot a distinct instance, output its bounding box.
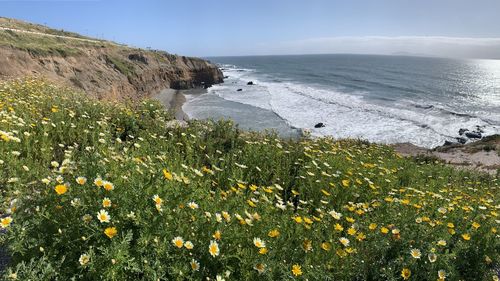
[186,65,499,148]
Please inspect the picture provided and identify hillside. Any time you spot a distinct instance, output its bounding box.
[0,79,498,280]
[0,17,223,100]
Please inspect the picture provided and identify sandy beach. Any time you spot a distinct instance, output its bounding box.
[154,88,205,120]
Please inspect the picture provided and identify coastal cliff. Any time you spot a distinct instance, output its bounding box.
[0,17,223,100]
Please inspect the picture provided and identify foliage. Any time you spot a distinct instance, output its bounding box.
[0,29,89,57]
[106,56,137,78]
[0,79,498,280]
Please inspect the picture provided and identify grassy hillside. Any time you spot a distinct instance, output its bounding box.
[0,79,498,280]
[0,17,97,40]
[0,17,224,102]
[0,28,104,57]
[0,17,116,57]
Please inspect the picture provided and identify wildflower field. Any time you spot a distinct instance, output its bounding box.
[0,79,498,280]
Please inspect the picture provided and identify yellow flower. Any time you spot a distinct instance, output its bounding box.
[303,217,313,224]
[462,233,471,241]
[190,259,200,271]
[259,247,268,254]
[76,177,87,185]
[381,227,389,234]
[79,253,90,266]
[97,209,110,223]
[356,232,367,241]
[438,270,446,279]
[152,195,163,205]
[163,169,173,180]
[184,241,194,250]
[302,239,312,252]
[253,237,266,248]
[369,223,377,230]
[410,248,421,259]
[94,177,103,187]
[102,198,111,208]
[213,230,221,240]
[341,179,350,187]
[437,239,446,247]
[54,184,67,195]
[209,240,220,257]
[339,237,350,247]
[292,264,303,277]
[0,216,13,228]
[172,236,184,248]
[104,227,117,238]
[472,222,480,229]
[345,247,356,254]
[102,181,114,191]
[188,202,199,209]
[321,242,331,251]
[347,227,357,236]
[447,222,455,228]
[222,211,231,222]
[334,223,344,232]
[293,216,303,224]
[268,229,280,238]
[336,248,347,258]
[401,268,411,280]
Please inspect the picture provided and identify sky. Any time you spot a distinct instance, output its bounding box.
[1,0,500,58]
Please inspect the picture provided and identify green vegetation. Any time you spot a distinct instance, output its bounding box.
[0,29,96,57]
[0,17,97,41]
[0,79,498,280]
[106,56,137,77]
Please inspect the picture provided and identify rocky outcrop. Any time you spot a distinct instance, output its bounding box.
[0,42,223,101]
[393,134,500,174]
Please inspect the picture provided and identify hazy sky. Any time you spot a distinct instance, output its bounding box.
[1,0,500,58]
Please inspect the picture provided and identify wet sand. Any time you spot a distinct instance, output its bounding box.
[154,88,200,120]
[154,87,303,139]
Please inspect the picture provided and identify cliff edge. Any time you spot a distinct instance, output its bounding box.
[0,17,223,100]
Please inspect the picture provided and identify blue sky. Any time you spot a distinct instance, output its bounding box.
[1,0,500,57]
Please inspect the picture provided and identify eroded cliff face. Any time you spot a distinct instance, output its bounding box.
[0,45,223,100]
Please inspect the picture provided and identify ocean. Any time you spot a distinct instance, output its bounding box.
[182,54,500,148]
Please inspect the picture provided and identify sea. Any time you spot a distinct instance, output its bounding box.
[182,54,500,148]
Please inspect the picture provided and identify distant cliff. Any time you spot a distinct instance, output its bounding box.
[0,17,223,100]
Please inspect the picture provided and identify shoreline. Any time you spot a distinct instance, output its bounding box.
[154,87,499,175]
[154,88,202,121]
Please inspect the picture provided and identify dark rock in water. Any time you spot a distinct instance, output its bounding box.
[465,131,482,139]
[223,76,229,79]
[237,89,243,92]
[314,122,325,128]
[475,125,485,133]
[203,84,212,89]
[456,137,467,144]
[458,128,469,135]
[443,140,455,146]
[247,81,254,85]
